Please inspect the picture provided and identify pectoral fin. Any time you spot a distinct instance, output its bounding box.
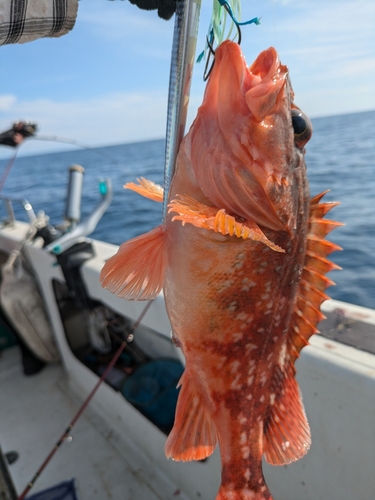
[100,225,166,300]
[168,194,284,252]
[124,177,164,202]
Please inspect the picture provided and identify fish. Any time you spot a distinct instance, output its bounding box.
[100,40,341,500]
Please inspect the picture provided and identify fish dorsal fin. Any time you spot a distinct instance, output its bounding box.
[263,364,311,465]
[263,192,341,465]
[100,225,166,300]
[288,191,342,362]
[165,369,217,461]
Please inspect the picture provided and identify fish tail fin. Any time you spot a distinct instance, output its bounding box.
[216,486,273,500]
[100,225,166,300]
[165,370,217,461]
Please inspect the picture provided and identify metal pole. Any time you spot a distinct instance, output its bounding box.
[162,0,202,222]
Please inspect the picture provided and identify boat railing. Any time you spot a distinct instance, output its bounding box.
[0,195,36,226]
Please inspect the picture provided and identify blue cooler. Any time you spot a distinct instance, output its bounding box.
[122,359,184,432]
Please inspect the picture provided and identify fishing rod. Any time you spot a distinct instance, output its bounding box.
[17,300,154,500]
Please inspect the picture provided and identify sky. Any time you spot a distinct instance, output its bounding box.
[0,0,374,158]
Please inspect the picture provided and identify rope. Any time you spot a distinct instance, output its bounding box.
[17,300,154,500]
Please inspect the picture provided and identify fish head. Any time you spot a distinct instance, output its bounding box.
[189,40,312,233]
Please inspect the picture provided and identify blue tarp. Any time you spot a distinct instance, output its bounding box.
[27,479,79,500]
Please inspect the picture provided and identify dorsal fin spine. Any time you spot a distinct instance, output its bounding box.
[288,191,341,364]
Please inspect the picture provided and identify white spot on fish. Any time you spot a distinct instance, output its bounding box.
[266,301,274,309]
[232,332,243,342]
[244,469,251,481]
[246,394,253,401]
[270,393,276,405]
[246,344,257,352]
[267,353,273,361]
[260,372,268,386]
[260,395,265,403]
[248,365,256,375]
[238,413,247,425]
[241,446,250,459]
[261,293,270,300]
[240,432,247,445]
[279,343,287,370]
[257,327,265,333]
[247,376,254,386]
[217,280,233,293]
[273,336,278,342]
[231,374,242,390]
[227,301,238,312]
[236,312,249,322]
[241,278,255,292]
[230,360,241,374]
[282,441,290,451]
[217,356,228,369]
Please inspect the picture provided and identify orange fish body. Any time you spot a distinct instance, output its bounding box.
[101,41,341,500]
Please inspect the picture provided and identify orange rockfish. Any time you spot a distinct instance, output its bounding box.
[100,40,341,500]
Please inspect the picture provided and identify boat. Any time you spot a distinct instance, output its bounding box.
[0,2,374,500]
[0,154,374,500]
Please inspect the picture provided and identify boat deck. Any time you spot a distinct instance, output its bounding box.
[0,347,186,500]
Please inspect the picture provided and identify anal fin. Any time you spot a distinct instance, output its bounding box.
[100,225,166,300]
[263,366,311,465]
[165,370,217,461]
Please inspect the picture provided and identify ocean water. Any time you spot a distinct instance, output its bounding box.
[0,110,374,310]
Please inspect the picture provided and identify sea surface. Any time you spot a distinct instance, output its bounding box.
[0,110,374,310]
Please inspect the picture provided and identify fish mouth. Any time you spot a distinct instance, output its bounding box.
[245,47,289,122]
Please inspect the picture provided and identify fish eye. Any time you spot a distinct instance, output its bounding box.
[291,108,312,148]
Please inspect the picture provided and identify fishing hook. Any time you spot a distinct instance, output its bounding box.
[202,16,241,81]
[202,0,260,81]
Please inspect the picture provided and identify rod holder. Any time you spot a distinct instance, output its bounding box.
[65,164,84,226]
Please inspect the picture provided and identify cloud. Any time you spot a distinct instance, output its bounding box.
[0,90,170,158]
[0,95,17,111]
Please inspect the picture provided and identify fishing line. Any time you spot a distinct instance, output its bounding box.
[33,135,119,164]
[0,148,19,194]
[17,300,154,500]
[197,0,261,80]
